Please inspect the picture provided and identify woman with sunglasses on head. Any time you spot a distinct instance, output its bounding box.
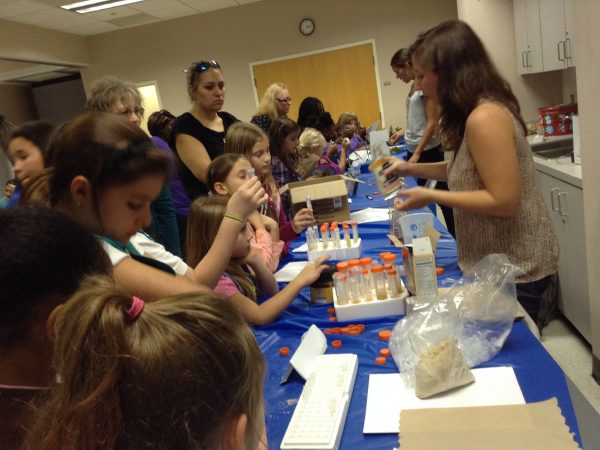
[250,82,292,133]
[172,60,239,201]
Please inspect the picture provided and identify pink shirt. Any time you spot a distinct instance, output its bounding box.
[214,275,240,298]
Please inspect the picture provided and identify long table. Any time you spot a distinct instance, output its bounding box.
[254,170,581,449]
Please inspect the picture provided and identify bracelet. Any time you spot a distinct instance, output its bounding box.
[223,211,245,225]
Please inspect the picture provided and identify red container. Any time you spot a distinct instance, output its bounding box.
[538,103,578,137]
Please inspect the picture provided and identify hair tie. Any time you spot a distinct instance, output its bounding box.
[125,296,145,323]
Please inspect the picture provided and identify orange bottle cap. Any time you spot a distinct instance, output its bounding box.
[329,316,337,322]
[327,307,335,315]
[371,264,384,273]
[351,221,357,226]
[279,347,290,356]
[359,257,373,265]
[331,221,339,227]
[361,268,368,275]
[436,266,445,275]
[382,253,397,263]
[329,226,336,232]
[348,259,361,267]
[332,339,342,348]
[373,191,380,196]
[378,329,392,341]
[375,356,386,365]
[383,263,392,271]
[380,348,391,357]
[343,223,350,229]
[320,224,327,232]
[336,262,349,271]
[387,268,397,275]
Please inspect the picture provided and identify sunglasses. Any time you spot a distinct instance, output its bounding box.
[275,97,292,105]
[191,60,221,73]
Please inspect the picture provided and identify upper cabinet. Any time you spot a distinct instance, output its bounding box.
[513,0,575,74]
[514,0,544,74]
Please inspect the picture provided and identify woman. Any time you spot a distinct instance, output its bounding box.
[251,82,291,133]
[388,46,455,237]
[172,60,238,200]
[87,76,181,256]
[385,20,558,328]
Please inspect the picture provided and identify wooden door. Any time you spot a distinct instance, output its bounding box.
[252,43,381,128]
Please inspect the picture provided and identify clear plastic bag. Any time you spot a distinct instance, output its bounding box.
[390,254,521,395]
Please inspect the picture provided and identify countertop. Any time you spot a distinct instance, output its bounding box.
[527,135,583,188]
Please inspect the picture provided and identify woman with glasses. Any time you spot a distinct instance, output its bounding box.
[250,82,291,133]
[172,60,239,200]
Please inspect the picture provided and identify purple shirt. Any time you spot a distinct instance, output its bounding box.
[151,136,191,216]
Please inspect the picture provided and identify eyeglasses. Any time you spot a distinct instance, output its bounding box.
[275,97,292,105]
[191,60,220,73]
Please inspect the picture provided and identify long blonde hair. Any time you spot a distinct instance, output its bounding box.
[186,196,257,301]
[224,121,279,221]
[256,82,288,121]
[23,276,265,450]
[299,127,326,157]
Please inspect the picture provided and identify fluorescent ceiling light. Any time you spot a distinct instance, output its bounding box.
[61,0,143,14]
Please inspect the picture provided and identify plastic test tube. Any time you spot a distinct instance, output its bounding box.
[305,194,319,241]
[360,268,374,302]
[342,222,352,248]
[347,267,362,303]
[371,265,388,300]
[351,221,359,243]
[320,223,329,249]
[333,272,349,305]
[387,268,401,296]
[382,252,403,290]
[331,224,341,249]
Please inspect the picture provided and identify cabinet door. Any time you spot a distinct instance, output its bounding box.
[537,170,590,341]
[564,0,575,66]
[514,0,530,74]
[540,0,568,71]
[525,0,544,73]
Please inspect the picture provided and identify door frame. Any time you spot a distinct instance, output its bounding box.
[248,39,386,128]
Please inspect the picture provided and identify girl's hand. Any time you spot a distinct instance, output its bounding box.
[382,156,410,178]
[294,256,330,286]
[291,208,314,234]
[227,177,268,218]
[261,214,278,235]
[341,137,351,150]
[326,143,338,158]
[240,246,261,266]
[247,211,265,230]
[393,187,433,211]
[387,130,404,146]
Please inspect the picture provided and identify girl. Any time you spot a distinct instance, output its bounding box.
[387,45,455,237]
[23,276,268,450]
[299,127,347,176]
[187,196,329,326]
[297,96,325,131]
[224,121,314,254]
[173,60,239,199]
[6,121,54,208]
[24,111,267,300]
[269,117,303,220]
[207,153,284,272]
[251,82,291,133]
[385,20,558,328]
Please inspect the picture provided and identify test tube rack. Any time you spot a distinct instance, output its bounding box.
[333,281,408,322]
[307,239,362,262]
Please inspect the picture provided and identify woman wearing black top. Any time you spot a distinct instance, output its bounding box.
[172,60,238,200]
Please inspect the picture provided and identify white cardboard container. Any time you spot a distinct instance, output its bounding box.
[307,239,362,262]
[333,281,408,322]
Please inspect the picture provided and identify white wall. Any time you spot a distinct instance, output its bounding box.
[82,0,458,129]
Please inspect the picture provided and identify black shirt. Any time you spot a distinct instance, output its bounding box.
[172,111,238,200]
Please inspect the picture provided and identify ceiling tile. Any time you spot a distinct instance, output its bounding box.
[10,7,74,24]
[64,21,120,35]
[129,0,182,13]
[0,0,51,18]
[180,0,236,13]
[84,5,141,21]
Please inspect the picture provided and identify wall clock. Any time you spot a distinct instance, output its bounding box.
[299,18,315,36]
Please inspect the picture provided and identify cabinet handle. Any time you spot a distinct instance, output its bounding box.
[550,188,560,211]
[521,51,527,68]
[557,41,565,62]
[527,49,532,68]
[558,192,568,217]
[565,38,572,61]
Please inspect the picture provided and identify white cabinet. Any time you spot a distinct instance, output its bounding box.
[537,170,589,341]
[513,0,575,73]
[539,0,575,70]
[513,0,544,74]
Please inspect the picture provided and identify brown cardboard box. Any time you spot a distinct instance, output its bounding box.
[280,175,357,224]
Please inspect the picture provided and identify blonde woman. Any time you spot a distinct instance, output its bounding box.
[250,82,291,133]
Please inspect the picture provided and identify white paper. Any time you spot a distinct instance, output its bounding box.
[290,325,328,380]
[274,261,309,282]
[350,207,389,224]
[363,367,525,434]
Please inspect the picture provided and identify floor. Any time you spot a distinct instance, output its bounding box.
[541,315,600,450]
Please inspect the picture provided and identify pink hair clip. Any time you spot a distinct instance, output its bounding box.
[125,296,145,323]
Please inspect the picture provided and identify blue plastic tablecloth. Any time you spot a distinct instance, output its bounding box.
[254,170,581,449]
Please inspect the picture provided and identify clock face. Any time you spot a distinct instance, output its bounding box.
[300,18,315,36]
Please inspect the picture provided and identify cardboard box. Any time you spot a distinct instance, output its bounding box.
[280,175,356,224]
[412,237,438,297]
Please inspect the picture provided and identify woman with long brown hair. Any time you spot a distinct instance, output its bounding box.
[385,20,558,329]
